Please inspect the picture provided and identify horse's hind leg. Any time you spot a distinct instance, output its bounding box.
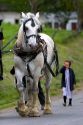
[15,71,28,116]
[44,72,52,114]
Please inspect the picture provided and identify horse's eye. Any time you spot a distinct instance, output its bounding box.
[25,27,28,31]
[37,28,40,33]
[37,26,42,33]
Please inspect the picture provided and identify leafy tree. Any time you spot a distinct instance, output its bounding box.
[28,0,59,13]
[0,0,75,12]
[73,0,83,30]
[28,0,44,13]
[0,0,30,12]
[1,0,83,30]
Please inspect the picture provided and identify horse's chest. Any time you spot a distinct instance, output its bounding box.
[28,52,44,73]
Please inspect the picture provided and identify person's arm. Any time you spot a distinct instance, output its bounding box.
[73,70,76,85]
[59,66,65,73]
[71,69,76,85]
[55,66,65,76]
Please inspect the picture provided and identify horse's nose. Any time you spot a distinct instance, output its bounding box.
[28,41,38,48]
[29,44,32,48]
[29,44,36,49]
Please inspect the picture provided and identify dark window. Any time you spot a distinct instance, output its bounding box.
[60,23,66,29]
[54,23,59,28]
[15,19,19,24]
[81,22,83,29]
[72,23,77,30]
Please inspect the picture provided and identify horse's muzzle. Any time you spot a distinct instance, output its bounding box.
[28,44,39,50]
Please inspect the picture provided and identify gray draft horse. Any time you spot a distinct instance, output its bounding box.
[13,12,59,117]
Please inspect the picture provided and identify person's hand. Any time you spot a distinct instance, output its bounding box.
[55,70,59,76]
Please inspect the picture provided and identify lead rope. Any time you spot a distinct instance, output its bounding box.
[54,44,59,76]
[42,41,56,77]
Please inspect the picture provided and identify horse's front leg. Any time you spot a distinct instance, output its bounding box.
[25,77,33,111]
[28,76,40,117]
[28,53,44,117]
[44,72,52,114]
[15,69,28,116]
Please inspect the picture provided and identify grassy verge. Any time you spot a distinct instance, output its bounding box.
[0,53,19,109]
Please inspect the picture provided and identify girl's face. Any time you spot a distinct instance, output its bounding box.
[64,61,70,68]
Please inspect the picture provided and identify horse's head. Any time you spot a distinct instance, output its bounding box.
[19,12,42,51]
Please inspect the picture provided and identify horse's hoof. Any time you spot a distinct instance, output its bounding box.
[18,112,28,117]
[28,109,40,117]
[15,107,29,117]
[28,113,40,117]
[18,109,29,117]
[44,108,52,114]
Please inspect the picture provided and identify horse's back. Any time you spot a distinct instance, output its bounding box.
[39,33,54,63]
[39,33,54,47]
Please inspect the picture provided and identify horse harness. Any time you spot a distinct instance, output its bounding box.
[23,18,42,46]
[16,18,59,77]
[14,35,59,79]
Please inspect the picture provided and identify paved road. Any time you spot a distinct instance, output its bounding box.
[0,91,83,125]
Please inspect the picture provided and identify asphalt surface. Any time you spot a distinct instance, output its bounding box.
[0,91,83,125]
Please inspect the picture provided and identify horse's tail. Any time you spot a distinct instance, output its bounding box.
[54,44,59,76]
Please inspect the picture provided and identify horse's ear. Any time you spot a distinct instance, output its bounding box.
[21,12,26,18]
[36,12,39,19]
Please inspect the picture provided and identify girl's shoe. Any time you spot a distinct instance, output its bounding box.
[63,103,66,106]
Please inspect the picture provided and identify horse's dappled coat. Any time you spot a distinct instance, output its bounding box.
[13,12,59,117]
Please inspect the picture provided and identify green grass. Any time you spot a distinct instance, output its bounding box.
[0,24,83,109]
[0,53,19,109]
[43,27,75,43]
[2,23,19,51]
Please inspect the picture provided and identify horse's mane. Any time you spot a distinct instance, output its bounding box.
[16,25,24,47]
[26,12,35,18]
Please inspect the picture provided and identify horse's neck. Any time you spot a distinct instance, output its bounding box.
[16,26,24,47]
